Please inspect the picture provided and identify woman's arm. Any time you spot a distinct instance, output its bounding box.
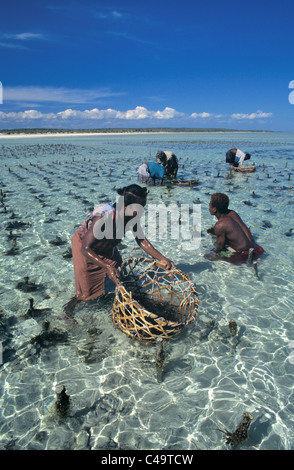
[136,237,174,269]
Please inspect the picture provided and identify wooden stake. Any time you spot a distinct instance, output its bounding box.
[247,248,254,265]
[253,261,258,277]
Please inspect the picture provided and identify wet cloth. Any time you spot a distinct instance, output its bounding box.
[77,204,113,241]
[226,150,235,164]
[137,163,154,185]
[71,204,122,300]
[148,161,165,180]
[226,149,246,167]
[137,162,165,185]
[162,151,179,177]
[235,149,246,166]
[219,244,264,265]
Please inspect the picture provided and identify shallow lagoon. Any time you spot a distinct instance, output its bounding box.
[0,131,294,450]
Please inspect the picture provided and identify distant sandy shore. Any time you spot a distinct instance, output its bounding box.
[0,130,263,139]
[0,132,142,138]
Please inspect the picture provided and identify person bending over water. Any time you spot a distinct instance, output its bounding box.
[65,184,174,314]
[156,150,179,178]
[137,161,165,185]
[226,148,251,168]
[206,193,264,264]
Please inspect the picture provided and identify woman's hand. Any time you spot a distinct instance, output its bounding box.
[160,257,174,270]
[137,238,174,270]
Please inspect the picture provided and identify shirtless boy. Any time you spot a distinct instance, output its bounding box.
[207,193,264,263]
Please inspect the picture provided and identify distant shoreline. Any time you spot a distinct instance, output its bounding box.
[0,127,272,138]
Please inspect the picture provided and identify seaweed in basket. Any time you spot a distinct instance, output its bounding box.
[132,292,182,323]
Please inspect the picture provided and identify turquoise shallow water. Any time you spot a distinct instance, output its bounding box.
[0,131,294,450]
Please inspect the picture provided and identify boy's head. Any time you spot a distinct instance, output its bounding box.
[245,153,251,161]
[209,193,229,214]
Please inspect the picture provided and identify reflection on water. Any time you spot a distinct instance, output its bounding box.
[0,132,294,450]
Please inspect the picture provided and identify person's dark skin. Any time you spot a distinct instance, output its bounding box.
[81,194,174,285]
[209,199,254,253]
[226,209,255,246]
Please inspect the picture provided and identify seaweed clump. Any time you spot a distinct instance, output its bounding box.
[218,412,253,447]
[16,276,41,292]
[30,320,68,348]
[55,385,70,418]
[228,320,238,336]
[134,294,182,323]
[23,297,51,319]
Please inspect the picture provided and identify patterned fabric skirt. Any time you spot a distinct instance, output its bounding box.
[219,244,264,264]
[137,163,154,185]
[71,231,122,300]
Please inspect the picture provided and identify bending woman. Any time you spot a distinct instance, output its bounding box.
[137,161,165,185]
[70,184,174,305]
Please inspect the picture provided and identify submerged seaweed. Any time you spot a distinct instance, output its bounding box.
[218,413,253,448]
[132,293,182,323]
[0,133,293,451]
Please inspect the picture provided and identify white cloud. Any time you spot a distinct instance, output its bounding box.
[0,42,28,50]
[0,104,273,125]
[95,10,125,20]
[0,110,55,120]
[117,106,150,120]
[0,32,50,49]
[154,107,184,119]
[191,112,213,118]
[231,110,273,120]
[112,10,124,18]
[0,106,182,122]
[57,106,181,120]
[3,86,125,104]
[57,108,118,120]
[3,33,45,41]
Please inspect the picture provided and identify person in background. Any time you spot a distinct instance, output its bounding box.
[206,192,264,264]
[226,148,251,168]
[156,150,179,178]
[137,161,165,185]
[65,184,174,314]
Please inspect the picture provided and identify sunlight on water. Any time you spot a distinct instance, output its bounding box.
[0,132,294,450]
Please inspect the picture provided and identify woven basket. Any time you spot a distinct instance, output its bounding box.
[112,258,199,343]
[231,165,256,173]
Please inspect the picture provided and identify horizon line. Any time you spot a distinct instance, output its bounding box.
[0,126,275,134]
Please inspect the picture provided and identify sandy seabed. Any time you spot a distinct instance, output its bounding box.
[0,131,294,450]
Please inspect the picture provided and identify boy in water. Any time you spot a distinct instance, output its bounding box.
[207,193,264,264]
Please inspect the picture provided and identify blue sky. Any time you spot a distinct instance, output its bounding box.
[0,0,294,131]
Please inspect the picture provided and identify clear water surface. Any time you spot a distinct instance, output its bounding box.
[0,131,294,450]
